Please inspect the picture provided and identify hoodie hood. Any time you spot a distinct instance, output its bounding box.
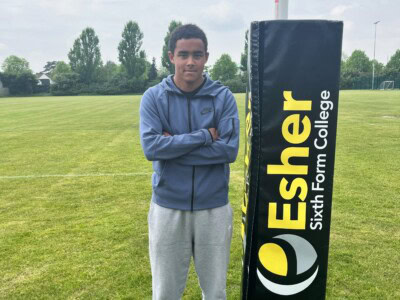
[160,73,227,97]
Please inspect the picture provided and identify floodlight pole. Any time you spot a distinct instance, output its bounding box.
[275,0,289,20]
[372,21,380,89]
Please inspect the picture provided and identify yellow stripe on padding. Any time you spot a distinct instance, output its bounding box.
[259,243,288,276]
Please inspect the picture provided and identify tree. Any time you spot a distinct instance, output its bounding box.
[148,57,158,81]
[118,21,146,78]
[371,59,384,76]
[128,51,148,93]
[1,55,31,75]
[137,50,148,78]
[0,72,37,95]
[1,55,37,95]
[43,61,58,75]
[340,50,373,89]
[239,30,249,91]
[384,49,400,79]
[161,20,182,74]
[223,78,246,93]
[68,27,102,83]
[157,67,170,81]
[50,72,80,95]
[240,30,249,72]
[51,61,71,81]
[100,61,120,82]
[210,54,238,83]
[344,50,372,73]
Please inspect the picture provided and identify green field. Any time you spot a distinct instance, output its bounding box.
[0,91,399,299]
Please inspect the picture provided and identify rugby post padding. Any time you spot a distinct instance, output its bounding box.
[241,20,343,299]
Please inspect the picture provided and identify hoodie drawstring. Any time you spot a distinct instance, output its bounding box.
[212,96,217,128]
[166,91,170,125]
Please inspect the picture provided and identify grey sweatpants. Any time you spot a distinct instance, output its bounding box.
[148,202,233,300]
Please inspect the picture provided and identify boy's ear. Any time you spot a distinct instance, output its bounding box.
[168,51,175,64]
[205,52,209,63]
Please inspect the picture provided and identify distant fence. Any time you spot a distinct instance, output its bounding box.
[340,74,400,90]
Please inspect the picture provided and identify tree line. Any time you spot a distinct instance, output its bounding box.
[0,21,247,96]
[1,21,399,96]
[341,49,400,89]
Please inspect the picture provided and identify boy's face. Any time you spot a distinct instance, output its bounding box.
[168,38,209,91]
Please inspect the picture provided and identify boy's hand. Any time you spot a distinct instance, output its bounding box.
[208,128,219,141]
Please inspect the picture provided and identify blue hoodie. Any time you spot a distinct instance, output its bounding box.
[139,74,239,211]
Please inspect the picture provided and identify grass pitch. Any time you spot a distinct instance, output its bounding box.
[0,91,399,299]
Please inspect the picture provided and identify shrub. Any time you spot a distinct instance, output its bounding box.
[0,72,38,95]
[51,72,81,95]
[223,78,246,93]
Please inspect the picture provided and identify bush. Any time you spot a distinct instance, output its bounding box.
[107,72,130,94]
[223,78,246,93]
[0,72,38,95]
[51,72,81,95]
[50,70,152,95]
[146,79,162,90]
[128,76,147,93]
[34,84,50,94]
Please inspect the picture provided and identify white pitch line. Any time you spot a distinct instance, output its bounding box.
[0,170,242,180]
[0,173,151,179]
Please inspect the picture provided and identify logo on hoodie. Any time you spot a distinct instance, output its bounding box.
[201,107,213,115]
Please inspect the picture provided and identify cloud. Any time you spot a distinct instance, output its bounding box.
[200,0,245,31]
[330,5,354,17]
[0,43,7,51]
[88,0,128,12]
[37,0,87,16]
[90,0,127,4]
[2,2,24,15]
[343,21,354,31]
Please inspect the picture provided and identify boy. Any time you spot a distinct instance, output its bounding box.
[139,24,239,300]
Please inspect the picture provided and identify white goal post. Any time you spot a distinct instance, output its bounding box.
[379,81,395,90]
[275,0,289,19]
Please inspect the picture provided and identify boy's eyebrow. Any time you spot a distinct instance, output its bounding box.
[177,50,204,55]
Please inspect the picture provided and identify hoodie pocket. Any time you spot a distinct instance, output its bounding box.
[194,163,229,205]
[152,161,167,188]
[153,160,193,205]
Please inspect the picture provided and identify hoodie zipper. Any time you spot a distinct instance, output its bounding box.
[187,96,195,211]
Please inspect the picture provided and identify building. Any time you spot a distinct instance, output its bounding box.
[0,78,10,96]
[36,73,54,86]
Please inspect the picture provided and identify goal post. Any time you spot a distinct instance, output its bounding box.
[379,81,395,90]
[241,19,343,300]
[275,0,288,19]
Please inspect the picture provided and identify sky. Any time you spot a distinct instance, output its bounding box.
[0,0,399,73]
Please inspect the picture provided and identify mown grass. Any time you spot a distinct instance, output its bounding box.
[0,91,399,299]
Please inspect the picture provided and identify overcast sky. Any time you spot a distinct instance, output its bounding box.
[0,0,399,73]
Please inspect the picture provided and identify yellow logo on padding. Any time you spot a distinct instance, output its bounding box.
[259,243,288,276]
[257,234,319,296]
